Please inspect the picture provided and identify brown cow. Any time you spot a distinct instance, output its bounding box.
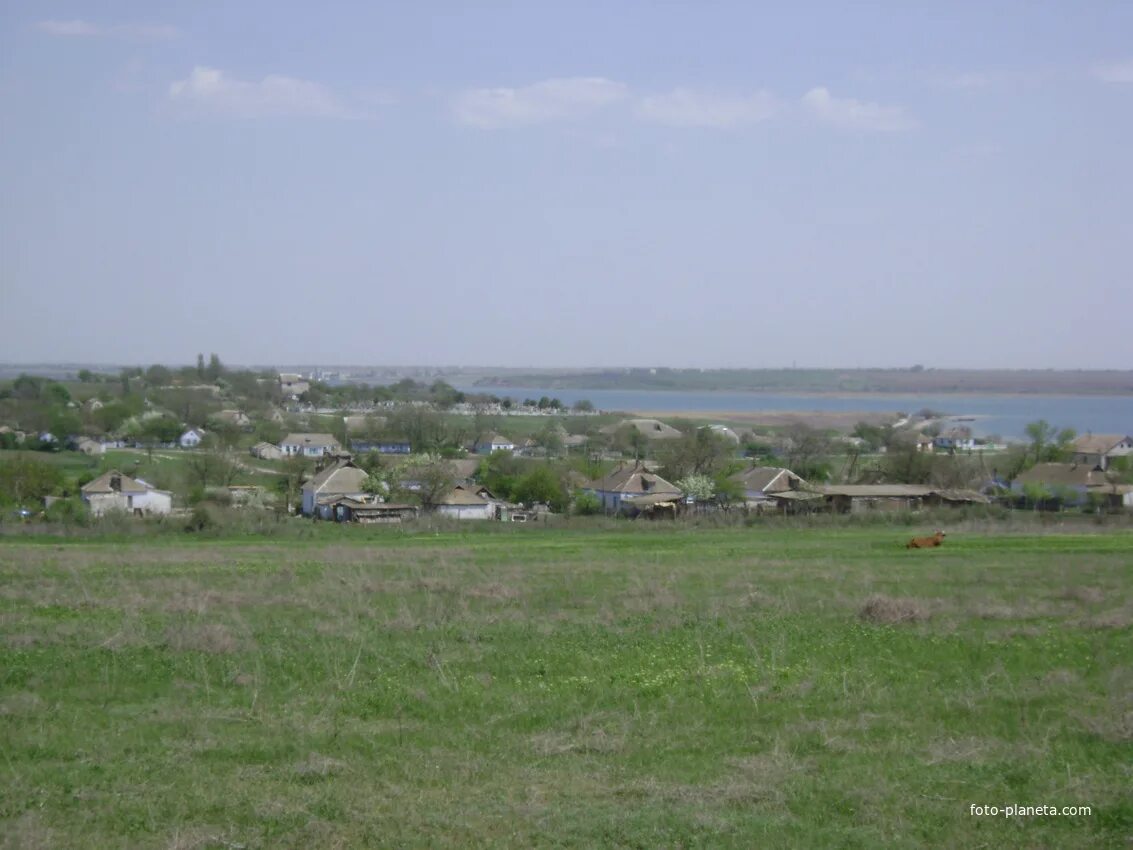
[907,530,946,549]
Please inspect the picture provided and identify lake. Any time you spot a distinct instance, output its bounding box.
[456,386,1133,440]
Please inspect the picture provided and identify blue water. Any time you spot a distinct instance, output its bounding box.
[457,386,1133,440]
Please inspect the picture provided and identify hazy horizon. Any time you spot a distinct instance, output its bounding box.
[2,2,1131,368]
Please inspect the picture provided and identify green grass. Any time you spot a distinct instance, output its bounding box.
[1,526,1131,848]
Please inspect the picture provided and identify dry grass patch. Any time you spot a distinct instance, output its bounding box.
[1085,606,1133,630]
[293,751,347,780]
[924,736,1002,765]
[1058,585,1106,605]
[858,595,929,625]
[163,621,243,654]
[465,582,522,601]
[0,811,56,850]
[531,713,630,756]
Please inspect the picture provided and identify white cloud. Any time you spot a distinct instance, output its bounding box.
[636,88,776,128]
[36,19,179,41]
[453,77,628,128]
[1093,59,1133,83]
[801,87,916,132]
[169,66,354,118]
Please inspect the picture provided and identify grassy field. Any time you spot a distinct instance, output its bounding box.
[1,526,1130,848]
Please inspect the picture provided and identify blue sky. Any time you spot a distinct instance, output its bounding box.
[2,1,1131,368]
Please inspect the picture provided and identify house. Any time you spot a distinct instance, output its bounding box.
[601,419,683,441]
[447,458,481,484]
[934,428,976,452]
[707,425,741,444]
[83,398,104,412]
[324,497,418,524]
[81,470,173,516]
[211,410,252,430]
[730,466,807,505]
[1070,434,1133,471]
[563,434,589,449]
[0,426,27,445]
[350,438,412,454]
[915,434,935,453]
[179,428,206,448]
[1011,463,1111,506]
[300,459,370,517]
[279,373,310,398]
[474,433,515,455]
[584,462,683,514]
[435,483,502,520]
[1086,483,1133,510]
[815,484,988,514]
[74,437,105,456]
[343,414,387,435]
[280,433,342,457]
[250,441,284,461]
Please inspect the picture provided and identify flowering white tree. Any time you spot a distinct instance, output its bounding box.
[675,473,715,502]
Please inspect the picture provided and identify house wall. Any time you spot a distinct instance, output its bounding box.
[436,503,493,520]
[130,490,172,515]
[85,492,129,516]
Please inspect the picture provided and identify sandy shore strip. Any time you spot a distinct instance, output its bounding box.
[624,409,901,431]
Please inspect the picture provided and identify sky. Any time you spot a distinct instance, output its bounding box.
[1,1,1131,370]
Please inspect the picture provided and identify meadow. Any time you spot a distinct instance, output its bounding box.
[1,525,1131,848]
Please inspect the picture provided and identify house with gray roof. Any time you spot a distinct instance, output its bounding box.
[301,459,370,517]
[730,466,808,505]
[1070,434,1133,470]
[81,470,172,516]
[280,433,342,458]
[584,462,682,513]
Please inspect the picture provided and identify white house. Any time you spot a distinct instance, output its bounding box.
[250,441,285,461]
[74,437,104,456]
[279,373,310,398]
[584,462,682,513]
[211,409,252,429]
[81,470,173,516]
[180,428,206,448]
[1070,434,1133,471]
[435,484,501,520]
[934,428,977,452]
[300,459,369,517]
[474,433,515,455]
[730,466,807,505]
[280,433,342,457]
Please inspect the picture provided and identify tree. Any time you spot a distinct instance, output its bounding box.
[572,399,595,413]
[388,407,450,453]
[880,443,934,484]
[275,454,310,514]
[676,473,716,502]
[0,454,65,506]
[784,424,833,481]
[196,353,205,379]
[140,416,182,446]
[477,451,525,501]
[145,364,172,386]
[659,427,733,481]
[391,454,456,509]
[512,465,568,511]
[185,448,242,491]
[534,422,565,456]
[572,490,602,515]
[206,353,223,382]
[1025,420,1076,464]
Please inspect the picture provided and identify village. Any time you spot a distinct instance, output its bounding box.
[2,366,1130,526]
